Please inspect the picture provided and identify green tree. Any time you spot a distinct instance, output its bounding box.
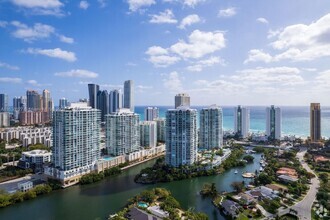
[243,155,255,163]
[231,181,244,192]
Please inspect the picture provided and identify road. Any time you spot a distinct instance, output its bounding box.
[278,148,320,220]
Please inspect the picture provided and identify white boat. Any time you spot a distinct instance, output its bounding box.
[234,170,238,174]
[259,167,263,172]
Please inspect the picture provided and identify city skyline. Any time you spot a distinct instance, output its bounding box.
[1,0,330,105]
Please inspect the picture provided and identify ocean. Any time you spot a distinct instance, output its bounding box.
[135,106,330,138]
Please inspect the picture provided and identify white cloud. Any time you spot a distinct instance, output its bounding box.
[0,62,20,70]
[146,46,181,67]
[183,0,205,8]
[187,56,225,72]
[249,13,330,63]
[244,49,273,64]
[218,7,236,18]
[58,34,74,44]
[146,30,226,67]
[10,0,64,16]
[27,79,44,86]
[193,79,246,93]
[55,69,98,78]
[127,0,155,12]
[232,67,304,86]
[163,71,182,91]
[79,1,89,10]
[178,14,201,29]
[11,21,55,42]
[256,17,269,24]
[170,29,226,59]
[9,21,74,43]
[146,46,168,56]
[0,77,22,83]
[25,48,77,62]
[149,9,177,24]
[148,55,181,67]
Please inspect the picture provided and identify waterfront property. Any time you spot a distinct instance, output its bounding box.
[199,105,223,150]
[266,105,282,140]
[165,106,197,167]
[106,108,140,156]
[234,105,250,139]
[18,150,51,173]
[44,102,101,187]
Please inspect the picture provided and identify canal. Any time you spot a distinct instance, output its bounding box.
[0,153,262,220]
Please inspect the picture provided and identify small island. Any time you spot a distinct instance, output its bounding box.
[108,188,208,220]
[134,147,246,184]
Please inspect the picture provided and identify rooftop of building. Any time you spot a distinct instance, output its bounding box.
[22,150,51,157]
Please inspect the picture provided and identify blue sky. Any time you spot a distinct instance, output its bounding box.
[1,0,330,106]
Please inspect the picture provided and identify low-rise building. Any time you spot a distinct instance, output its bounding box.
[125,145,165,162]
[96,155,126,173]
[221,200,239,218]
[278,174,298,183]
[17,181,33,192]
[147,206,169,218]
[0,126,52,147]
[246,186,279,200]
[18,150,52,173]
[276,167,298,178]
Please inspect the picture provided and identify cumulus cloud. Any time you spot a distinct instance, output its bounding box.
[0,77,22,83]
[127,0,155,12]
[178,14,201,29]
[9,21,74,43]
[163,71,182,91]
[0,62,20,70]
[79,1,89,10]
[10,0,64,16]
[145,46,180,67]
[170,30,226,59]
[218,7,236,18]
[55,69,98,78]
[58,34,74,44]
[247,13,330,63]
[146,30,226,67]
[187,56,225,72]
[257,17,269,24]
[11,21,55,42]
[149,9,177,24]
[244,49,273,64]
[25,48,77,62]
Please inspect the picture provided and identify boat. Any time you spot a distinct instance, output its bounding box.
[259,167,263,172]
[234,170,238,174]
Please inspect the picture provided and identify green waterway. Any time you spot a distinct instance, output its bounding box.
[0,153,262,220]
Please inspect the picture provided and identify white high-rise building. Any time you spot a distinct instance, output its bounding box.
[49,102,101,186]
[123,80,134,112]
[154,118,166,142]
[106,108,140,156]
[144,107,159,121]
[234,106,250,138]
[199,105,223,150]
[165,106,197,167]
[140,121,157,148]
[175,93,190,109]
[266,105,281,140]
